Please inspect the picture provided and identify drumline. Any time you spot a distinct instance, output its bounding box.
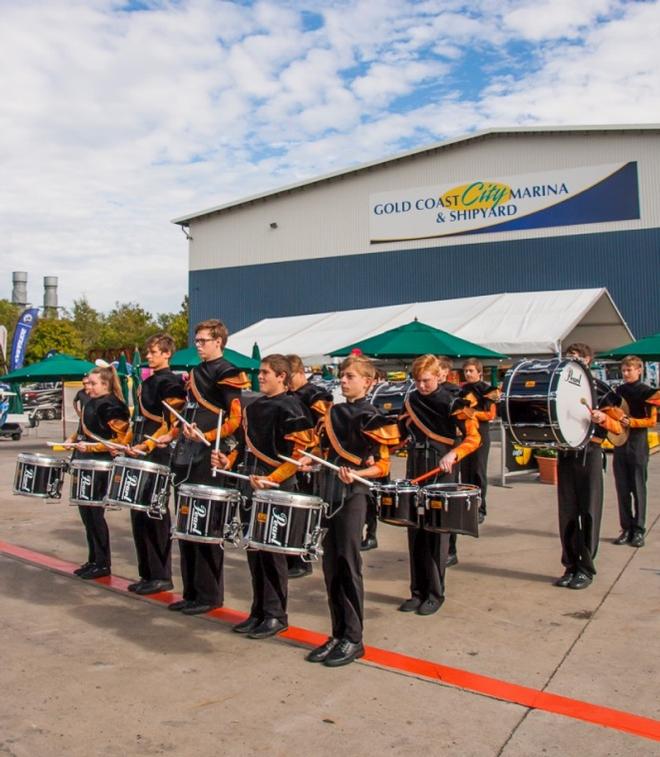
[10,357,601,571]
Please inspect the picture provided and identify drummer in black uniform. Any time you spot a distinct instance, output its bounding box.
[285,354,333,578]
[398,354,480,616]
[305,355,399,667]
[157,319,249,615]
[212,354,316,639]
[71,365,131,579]
[125,333,186,595]
[553,343,623,589]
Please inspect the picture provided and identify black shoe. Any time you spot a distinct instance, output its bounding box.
[288,565,312,579]
[232,616,262,634]
[134,579,174,595]
[553,570,574,588]
[127,580,145,592]
[417,596,445,616]
[79,565,110,580]
[360,536,378,551]
[306,638,340,663]
[398,597,422,613]
[73,562,93,576]
[247,617,288,639]
[568,571,592,590]
[181,602,220,616]
[168,599,194,612]
[613,530,630,545]
[446,552,458,567]
[478,510,486,524]
[630,532,645,548]
[323,638,365,667]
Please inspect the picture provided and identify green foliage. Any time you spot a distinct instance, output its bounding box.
[99,302,158,351]
[0,299,21,334]
[71,297,104,353]
[25,318,85,362]
[534,447,559,458]
[156,295,189,350]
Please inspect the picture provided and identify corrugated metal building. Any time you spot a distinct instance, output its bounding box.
[173,125,660,339]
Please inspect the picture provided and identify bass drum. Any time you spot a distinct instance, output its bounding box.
[501,358,595,449]
[13,453,68,499]
[69,459,114,507]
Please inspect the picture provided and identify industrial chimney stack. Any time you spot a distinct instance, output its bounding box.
[43,276,58,311]
[11,271,28,309]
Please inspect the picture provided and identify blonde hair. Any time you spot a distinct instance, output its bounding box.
[621,355,643,370]
[339,355,377,381]
[90,365,124,402]
[286,354,305,375]
[411,354,447,380]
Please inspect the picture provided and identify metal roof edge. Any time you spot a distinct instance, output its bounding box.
[171,123,660,226]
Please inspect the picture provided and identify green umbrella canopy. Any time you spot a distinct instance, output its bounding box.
[597,332,660,360]
[330,320,507,359]
[169,346,259,371]
[0,352,96,382]
[251,342,261,391]
[117,353,130,404]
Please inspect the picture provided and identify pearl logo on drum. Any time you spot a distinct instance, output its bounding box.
[564,366,583,387]
[269,509,288,546]
[190,502,207,535]
[79,472,93,500]
[21,466,34,491]
[120,471,139,501]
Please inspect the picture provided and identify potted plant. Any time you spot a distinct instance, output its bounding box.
[535,448,559,485]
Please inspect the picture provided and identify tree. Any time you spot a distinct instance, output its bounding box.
[157,296,189,351]
[0,299,20,335]
[99,302,158,351]
[71,297,104,354]
[25,318,85,363]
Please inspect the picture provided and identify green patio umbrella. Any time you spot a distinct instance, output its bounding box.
[0,352,96,382]
[251,342,261,391]
[169,346,259,371]
[330,320,507,359]
[131,346,142,416]
[597,332,660,360]
[117,353,131,404]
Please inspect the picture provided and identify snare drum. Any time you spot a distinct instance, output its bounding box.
[172,483,241,545]
[420,483,480,538]
[246,490,325,558]
[501,358,595,449]
[13,453,67,499]
[105,456,171,515]
[373,480,419,527]
[69,458,114,507]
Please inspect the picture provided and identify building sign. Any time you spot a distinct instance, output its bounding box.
[369,162,639,242]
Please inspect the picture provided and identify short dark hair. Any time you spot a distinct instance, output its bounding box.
[261,354,292,387]
[565,342,593,360]
[145,333,176,355]
[286,354,305,374]
[194,319,228,348]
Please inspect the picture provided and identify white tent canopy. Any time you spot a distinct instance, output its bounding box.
[227,289,633,362]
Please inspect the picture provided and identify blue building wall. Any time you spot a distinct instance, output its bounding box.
[189,227,660,339]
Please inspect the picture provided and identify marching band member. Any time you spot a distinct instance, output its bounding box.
[159,319,248,616]
[65,374,91,445]
[125,333,186,596]
[460,358,500,525]
[397,355,480,616]
[285,353,333,578]
[212,355,316,639]
[554,344,623,589]
[71,365,130,579]
[305,355,399,667]
[612,355,659,548]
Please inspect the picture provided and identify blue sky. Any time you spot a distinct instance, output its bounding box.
[1,0,659,315]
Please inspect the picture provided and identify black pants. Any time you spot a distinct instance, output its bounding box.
[78,505,111,568]
[407,445,453,593]
[613,431,649,535]
[322,489,367,643]
[247,550,288,623]
[130,509,172,581]
[173,451,224,606]
[557,444,603,577]
[364,495,378,540]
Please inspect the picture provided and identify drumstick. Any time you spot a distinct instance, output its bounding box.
[580,397,593,413]
[163,401,211,447]
[411,466,443,485]
[46,440,76,448]
[215,468,279,488]
[212,410,223,478]
[85,431,147,456]
[299,451,373,487]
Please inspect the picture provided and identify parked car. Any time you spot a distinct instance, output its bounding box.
[0,384,22,440]
[21,383,63,420]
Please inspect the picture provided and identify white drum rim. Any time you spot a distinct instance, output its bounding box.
[374,480,419,493]
[70,459,114,471]
[111,456,170,475]
[16,452,66,467]
[177,482,241,501]
[253,490,324,509]
[422,483,481,495]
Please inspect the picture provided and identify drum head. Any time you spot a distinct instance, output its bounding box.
[254,490,323,509]
[554,360,595,448]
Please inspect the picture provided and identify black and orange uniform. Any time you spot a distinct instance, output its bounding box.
[172,356,248,607]
[557,379,623,578]
[75,394,131,571]
[460,382,499,520]
[613,381,659,537]
[318,400,399,644]
[400,388,480,604]
[287,381,333,573]
[130,368,186,584]
[230,392,316,625]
